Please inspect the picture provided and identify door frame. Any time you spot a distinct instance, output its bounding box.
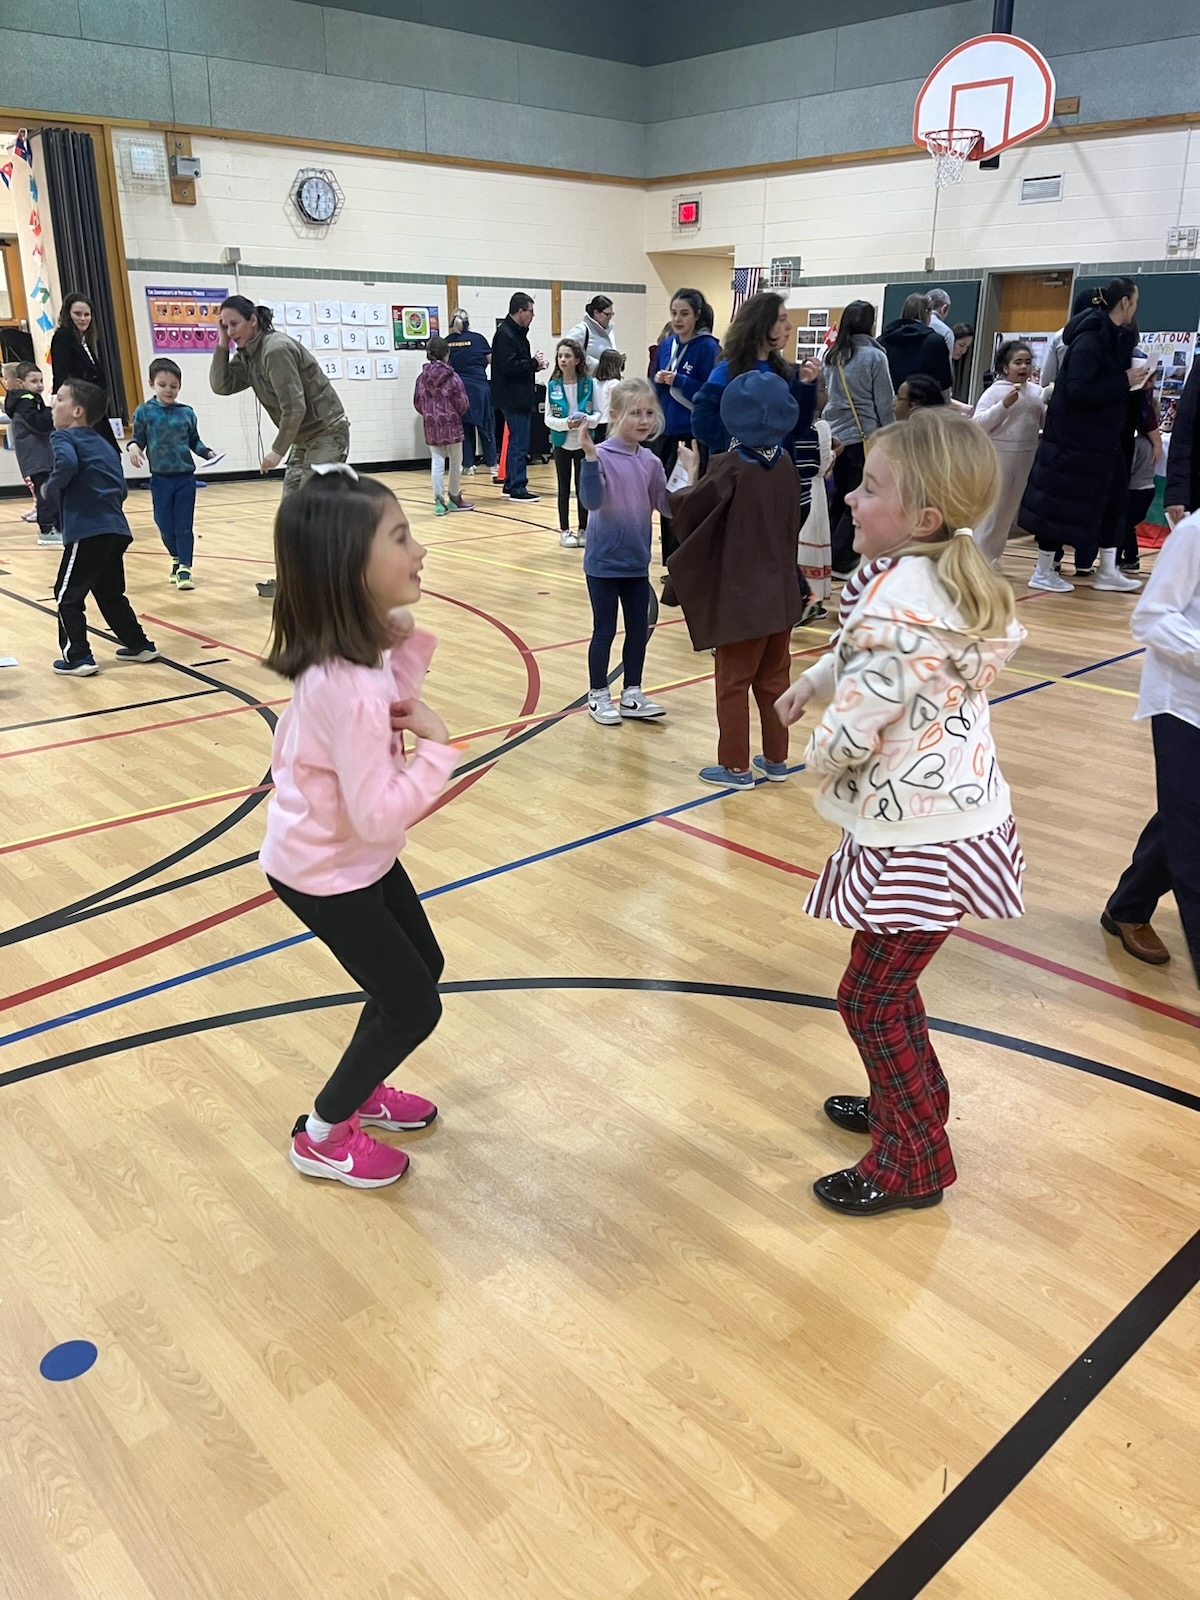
[977,265,1077,393]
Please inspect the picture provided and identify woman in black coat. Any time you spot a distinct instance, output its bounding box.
[50,293,120,454]
[1020,277,1147,594]
[878,294,953,395]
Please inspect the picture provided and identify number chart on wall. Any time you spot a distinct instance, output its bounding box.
[263,299,397,362]
[146,286,227,353]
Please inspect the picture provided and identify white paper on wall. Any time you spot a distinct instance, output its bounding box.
[316,301,340,323]
[367,327,390,351]
[341,302,364,324]
[320,357,344,379]
[347,358,371,380]
[285,302,312,325]
[365,303,388,325]
[374,356,399,380]
[290,327,314,348]
[268,302,287,326]
[315,326,341,350]
[342,326,366,350]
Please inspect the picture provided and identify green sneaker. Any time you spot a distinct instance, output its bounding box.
[175,566,195,590]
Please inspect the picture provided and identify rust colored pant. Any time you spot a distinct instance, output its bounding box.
[714,630,791,771]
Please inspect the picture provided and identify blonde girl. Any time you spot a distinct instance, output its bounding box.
[776,410,1026,1216]
[577,378,696,724]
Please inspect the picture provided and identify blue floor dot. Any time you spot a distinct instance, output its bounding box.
[39,1340,98,1382]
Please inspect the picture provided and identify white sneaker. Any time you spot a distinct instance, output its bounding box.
[587,691,621,725]
[37,527,62,546]
[464,465,477,475]
[1028,570,1074,592]
[619,688,665,719]
[576,528,587,545]
[1094,568,1141,592]
[559,530,581,548]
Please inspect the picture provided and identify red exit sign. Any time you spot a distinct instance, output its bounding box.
[675,196,700,228]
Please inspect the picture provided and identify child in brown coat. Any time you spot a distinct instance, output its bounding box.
[667,370,804,787]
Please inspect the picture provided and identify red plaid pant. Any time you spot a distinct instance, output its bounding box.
[836,929,957,1195]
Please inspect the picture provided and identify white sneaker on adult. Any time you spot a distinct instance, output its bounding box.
[559,530,581,548]
[1028,569,1074,592]
[1094,550,1142,592]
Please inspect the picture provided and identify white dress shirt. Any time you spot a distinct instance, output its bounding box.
[1131,511,1200,730]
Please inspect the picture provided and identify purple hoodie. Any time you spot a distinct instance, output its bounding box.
[413,359,469,446]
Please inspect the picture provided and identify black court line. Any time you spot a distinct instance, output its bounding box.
[0,686,225,735]
[5,972,1199,1600]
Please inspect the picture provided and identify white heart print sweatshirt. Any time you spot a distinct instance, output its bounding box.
[799,555,1026,847]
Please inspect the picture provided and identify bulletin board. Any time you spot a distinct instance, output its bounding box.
[392,306,441,349]
[146,286,227,353]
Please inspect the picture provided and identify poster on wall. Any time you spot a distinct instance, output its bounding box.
[146,286,226,352]
[392,305,440,349]
[1138,331,1195,439]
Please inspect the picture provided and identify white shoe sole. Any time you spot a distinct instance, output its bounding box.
[619,704,666,719]
[754,765,788,782]
[1027,576,1074,592]
[588,706,621,725]
[1094,578,1141,592]
[290,1148,407,1187]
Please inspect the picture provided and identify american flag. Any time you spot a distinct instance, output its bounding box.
[731,265,762,315]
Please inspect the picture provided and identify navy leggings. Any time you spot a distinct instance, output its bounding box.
[587,573,651,691]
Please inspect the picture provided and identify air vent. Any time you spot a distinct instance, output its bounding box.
[1020,174,1064,203]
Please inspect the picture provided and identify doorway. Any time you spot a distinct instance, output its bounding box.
[978,269,1073,387]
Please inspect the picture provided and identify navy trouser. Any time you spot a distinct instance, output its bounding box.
[504,409,531,493]
[150,472,196,566]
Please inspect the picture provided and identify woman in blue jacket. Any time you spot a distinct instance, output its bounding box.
[650,288,720,561]
[692,291,820,462]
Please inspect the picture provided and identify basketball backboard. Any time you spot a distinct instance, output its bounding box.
[914,34,1055,161]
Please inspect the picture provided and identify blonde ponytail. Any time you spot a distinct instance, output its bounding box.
[868,411,1016,637]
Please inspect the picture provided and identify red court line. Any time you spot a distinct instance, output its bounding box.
[657,817,1200,1031]
[140,614,265,660]
[0,891,277,1016]
[0,697,291,761]
[0,785,273,858]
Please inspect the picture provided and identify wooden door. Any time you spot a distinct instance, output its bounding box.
[997,272,1072,331]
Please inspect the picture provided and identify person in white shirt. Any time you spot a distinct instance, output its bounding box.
[1102,510,1200,982]
[927,288,955,359]
[970,341,1046,566]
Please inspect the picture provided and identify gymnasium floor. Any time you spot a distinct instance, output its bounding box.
[1,463,1197,1600]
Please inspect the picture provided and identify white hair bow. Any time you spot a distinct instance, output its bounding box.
[310,462,359,481]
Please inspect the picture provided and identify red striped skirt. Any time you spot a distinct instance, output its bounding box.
[806,816,1025,932]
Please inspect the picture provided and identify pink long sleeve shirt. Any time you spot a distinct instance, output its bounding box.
[259,628,458,896]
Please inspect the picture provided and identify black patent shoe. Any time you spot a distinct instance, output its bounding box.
[813,1167,943,1216]
[823,1094,869,1134]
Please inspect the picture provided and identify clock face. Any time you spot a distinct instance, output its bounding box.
[297,175,337,223]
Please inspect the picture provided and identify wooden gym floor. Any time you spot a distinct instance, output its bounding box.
[0,463,1197,1600]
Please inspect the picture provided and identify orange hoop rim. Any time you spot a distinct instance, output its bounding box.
[922,127,985,160]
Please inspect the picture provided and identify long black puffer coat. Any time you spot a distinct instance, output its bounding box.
[1018,307,1135,553]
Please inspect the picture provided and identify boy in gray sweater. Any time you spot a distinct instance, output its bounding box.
[3,360,59,544]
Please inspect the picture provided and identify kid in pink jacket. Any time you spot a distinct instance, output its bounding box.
[413,335,472,515]
[260,464,458,1189]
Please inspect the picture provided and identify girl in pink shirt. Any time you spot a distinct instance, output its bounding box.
[259,465,459,1188]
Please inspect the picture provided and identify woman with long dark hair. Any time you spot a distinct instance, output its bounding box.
[210,295,350,596]
[1020,277,1146,593]
[51,293,120,454]
[822,300,894,577]
[692,291,819,458]
[649,287,720,561]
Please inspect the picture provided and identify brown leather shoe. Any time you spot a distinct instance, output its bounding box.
[1101,912,1170,965]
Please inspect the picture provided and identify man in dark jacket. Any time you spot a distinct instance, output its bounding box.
[1165,357,1200,524]
[490,292,546,502]
[446,311,497,475]
[878,294,953,396]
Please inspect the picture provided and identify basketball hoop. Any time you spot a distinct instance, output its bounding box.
[923,128,983,188]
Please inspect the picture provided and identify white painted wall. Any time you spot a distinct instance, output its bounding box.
[114,134,650,473]
[645,129,1200,278]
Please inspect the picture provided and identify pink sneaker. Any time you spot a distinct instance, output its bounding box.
[289,1114,410,1187]
[357,1084,438,1130]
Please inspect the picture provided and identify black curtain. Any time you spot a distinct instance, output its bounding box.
[39,127,128,419]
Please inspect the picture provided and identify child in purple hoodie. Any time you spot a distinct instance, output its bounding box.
[413,337,472,515]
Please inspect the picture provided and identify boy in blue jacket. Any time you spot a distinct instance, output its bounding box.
[128,356,217,590]
[46,379,158,677]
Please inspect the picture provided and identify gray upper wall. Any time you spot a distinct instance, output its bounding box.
[0,0,1195,181]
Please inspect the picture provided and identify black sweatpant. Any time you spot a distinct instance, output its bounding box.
[1121,486,1154,566]
[268,860,445,1123]
[54,533,153,665]
[829,441,865,575]
[1107,714,1200,987]
[553,446,588,532]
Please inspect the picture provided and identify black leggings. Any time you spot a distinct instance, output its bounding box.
[268,861,444,1124]
[1121,486,1154,565]
[829,441,865,574]
[553,446,587,531]
[587,573,652,691]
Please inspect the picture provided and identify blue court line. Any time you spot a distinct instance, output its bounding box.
[0,642,1144,1053]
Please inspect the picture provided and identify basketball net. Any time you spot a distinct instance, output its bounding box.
[923,128,983,189]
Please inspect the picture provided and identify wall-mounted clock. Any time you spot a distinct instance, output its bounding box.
[292,167,344,226]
